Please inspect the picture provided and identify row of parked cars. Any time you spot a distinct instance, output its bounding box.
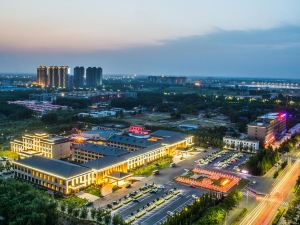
[197,150,228,166]
[214,152,244,169]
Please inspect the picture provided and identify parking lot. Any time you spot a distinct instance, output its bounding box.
[196,150,250,173]
[98,148,250,224]
[134,190,194,225]
[112,186,199,225]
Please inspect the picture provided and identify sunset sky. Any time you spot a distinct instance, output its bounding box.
[0,0,300,77]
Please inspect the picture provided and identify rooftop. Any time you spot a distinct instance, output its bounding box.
[15,156,91,178]
[108,135,154,148]
[248,112,286,127]
[72,142,129,156]
[83,155,127,170]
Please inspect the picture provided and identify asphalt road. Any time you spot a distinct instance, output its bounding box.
[134,190,195,225]
[239,159,300,225]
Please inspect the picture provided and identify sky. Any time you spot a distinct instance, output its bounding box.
[0,0,300,78]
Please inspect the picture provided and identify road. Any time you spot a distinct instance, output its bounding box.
[239,159,300,225]
[133,190,194,225]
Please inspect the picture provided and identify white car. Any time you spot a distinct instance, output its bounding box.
[192,194,198,199]
[167,211,174,216]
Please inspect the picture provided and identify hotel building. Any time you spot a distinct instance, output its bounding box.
[13,130,193,194]
[247,112,287,146]
[13,157,93,195]
[11,133,71,159]
[71,142,128,163]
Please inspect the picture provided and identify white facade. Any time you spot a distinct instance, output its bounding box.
[78,110,117,118]
[223,137,259,151]
[11,133,71,159]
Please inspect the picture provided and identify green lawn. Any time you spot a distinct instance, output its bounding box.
[0,150,19,159]
[60,196,88,208]
[85,186,102,197]
[132,156,173,176]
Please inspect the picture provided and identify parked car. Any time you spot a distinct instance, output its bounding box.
[167,211,174,216]
[153,170,159,175]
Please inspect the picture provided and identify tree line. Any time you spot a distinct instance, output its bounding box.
[162,190,242,225]
[245,149,280,175]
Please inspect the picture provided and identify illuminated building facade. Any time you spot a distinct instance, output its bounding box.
[37,65,48,87]
[13,157,93,195]
[128,125,149,135]
[247,112,287,146]
[11,133,71,159]
[37,65,69,88]
[13,130,193,194]
[71,142,128,163]
[223,136,259,151]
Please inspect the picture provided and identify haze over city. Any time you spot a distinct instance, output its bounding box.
[0,0,300,78]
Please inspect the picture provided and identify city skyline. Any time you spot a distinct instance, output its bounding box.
[0,0,300,77]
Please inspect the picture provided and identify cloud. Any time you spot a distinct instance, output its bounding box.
[0,25,299,78]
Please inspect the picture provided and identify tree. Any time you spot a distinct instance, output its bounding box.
[0,178,58,225]
[55,97,91,109]
[5,161,12,170]
[60,202,66,212]
[73,208,80,218]
[112,214,126,225]
[90,208,97,219]
[80,207,88,219]
[104,213,111,224]
[67,203,75,215]
[41,112,58,124]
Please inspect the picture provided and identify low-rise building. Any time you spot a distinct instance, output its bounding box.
[13,130,194,194]
[11,133,71,159]
[13,156,93,195]
[223,136,259,151]
[8,100,68,114]
[78,111,117,118]
[71,142,128,163]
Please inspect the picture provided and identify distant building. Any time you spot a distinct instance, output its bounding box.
[194,80,201,87]
[247,112,287,146]
[8,100,67,114]
[68,75,74,89]
[46,66,69,88]
[78,111,117,118]
[37,65,48,87]
[11,133,71,159]
[223,136,259,151]
[86,67,103,88]
[148,76,187,85]
[73,66,84,88]
[29,93,56,102]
